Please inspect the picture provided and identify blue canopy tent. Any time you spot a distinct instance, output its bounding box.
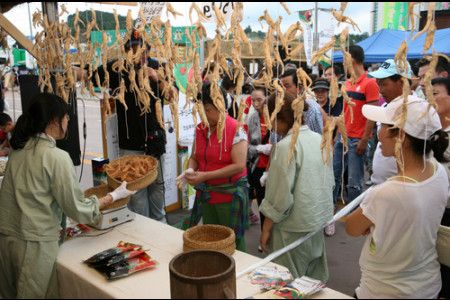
[333,28,450,63]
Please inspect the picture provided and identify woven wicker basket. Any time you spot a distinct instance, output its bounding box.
[84,185,131,211]
[106,155,158,191]
[183,225,236,256]
[437,225,450,268]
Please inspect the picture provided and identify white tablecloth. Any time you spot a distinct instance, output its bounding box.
[57,215,352,299]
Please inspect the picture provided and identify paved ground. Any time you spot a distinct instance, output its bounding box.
[4,89,369,297]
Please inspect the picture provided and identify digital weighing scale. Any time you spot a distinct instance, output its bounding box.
[88,205,136,230]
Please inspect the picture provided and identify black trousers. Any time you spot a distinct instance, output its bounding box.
[251,167,267,233]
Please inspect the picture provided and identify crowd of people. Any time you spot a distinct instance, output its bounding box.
[0,25,449,299]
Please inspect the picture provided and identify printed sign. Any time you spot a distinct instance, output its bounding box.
[383,2,408,31]
[201,2,235,23]
[299,10,314,67]
[135,2,166,27]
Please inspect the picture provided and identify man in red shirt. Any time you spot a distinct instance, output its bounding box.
[330,46,379,235]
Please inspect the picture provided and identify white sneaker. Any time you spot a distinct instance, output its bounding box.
[258,246,262,253]
[365,180,373,186]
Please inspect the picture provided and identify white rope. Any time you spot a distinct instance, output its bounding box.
[236,186,373,278]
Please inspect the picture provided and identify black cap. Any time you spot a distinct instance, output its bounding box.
[125,29,144,48]
[312,81,330,91]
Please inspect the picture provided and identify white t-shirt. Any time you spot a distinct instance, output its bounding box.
[357,163,449,299]
[371,103,397,185]
[444,125,450,208]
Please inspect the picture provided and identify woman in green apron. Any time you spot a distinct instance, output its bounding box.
[0,93,135,299]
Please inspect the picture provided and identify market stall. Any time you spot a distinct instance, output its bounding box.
[57,215,352,299]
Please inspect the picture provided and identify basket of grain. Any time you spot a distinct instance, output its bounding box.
[106,155,158,191]
[84,185,131,210]
[183,225,236,256]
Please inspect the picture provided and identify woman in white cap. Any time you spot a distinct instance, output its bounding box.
[346,97,449,299]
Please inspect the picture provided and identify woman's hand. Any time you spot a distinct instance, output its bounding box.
[185,171,207,186]
[260,230,271,254]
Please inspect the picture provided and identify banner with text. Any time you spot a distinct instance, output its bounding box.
[299,10,314,68]
[135,2,166,27]
[318,10,336,69]
[201,2,235,23]
[382,2,408,31]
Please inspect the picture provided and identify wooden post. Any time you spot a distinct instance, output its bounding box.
[42,2,59,24]
[252,59,256,76]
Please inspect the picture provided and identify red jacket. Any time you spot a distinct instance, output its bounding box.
[195,115,247,204]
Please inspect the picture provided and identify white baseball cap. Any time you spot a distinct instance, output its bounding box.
[362,95,442,139]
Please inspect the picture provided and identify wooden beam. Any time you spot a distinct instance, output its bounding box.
[88,2,139,6]
[0,13,37,59]
[42,2,59,24]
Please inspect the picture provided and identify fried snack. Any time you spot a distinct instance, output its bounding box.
[285,121,300,163]
[155,99,165,130]
[402,2,422,40]
[292,96,305,122]
[113,78,128,110]
[296,68,315,98]
[311,37,336,65]
[336,115,349,155]
[341,85,356,123]
[197,101,210,129]
[105,157,157,182]
[285,22,304,42]
[270,80,285,122]
[330,77,339,107]
[340,27,349,50]
[288,44,304,61]
[74,8,85,28]
[338,2,348,15]
[32,9,43,28]
[280,2,291,15]
[395,134,406,172]
[166,2,184,19]
[212,5,227,31]
[321,118,336,166]
[90,8,101,31]
[422,21,436,55]
[412,2,436,41]
[236,98,248,133]
[189,3,210,25]
[342,48,357,85]
[262,104,273,132]
[57,4,70,18]
[258,10,275,29]
[103,91,112,122]
[240,26,253,55]
[394,41,410,77]
[330,8,361,32]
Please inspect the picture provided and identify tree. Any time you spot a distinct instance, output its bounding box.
[244,25,252,35]
[67,10,127,43]
[335,32,369,47]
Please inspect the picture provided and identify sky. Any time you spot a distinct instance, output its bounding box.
[3,2,371,43]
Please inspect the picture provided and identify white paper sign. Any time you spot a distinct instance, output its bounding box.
[201,2,235,23]
[163,103,179,208]
[135,2,166,27]
[303,25,314,67]
[318,10,336,60]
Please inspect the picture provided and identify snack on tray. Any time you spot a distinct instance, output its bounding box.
[97,253,159,280]
[105,156,156,182]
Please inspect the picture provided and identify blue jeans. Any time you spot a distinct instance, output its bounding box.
[119,149,167,223]
[332,135,367,207]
